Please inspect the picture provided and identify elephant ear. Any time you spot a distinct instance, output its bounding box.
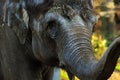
[8,5,29,44]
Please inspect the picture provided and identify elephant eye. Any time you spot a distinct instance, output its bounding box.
[46,21,59,39]
[48,27,58,38]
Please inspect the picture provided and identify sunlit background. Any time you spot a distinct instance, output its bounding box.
[57,0,120,80]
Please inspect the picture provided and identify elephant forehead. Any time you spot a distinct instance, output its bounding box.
[54,0,85,4]
[49,0,82,12]
[49,0,92,15]
[55,0,83,8]
[53,0,91,7]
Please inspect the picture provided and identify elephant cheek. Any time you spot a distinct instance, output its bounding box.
[31,34,59,65]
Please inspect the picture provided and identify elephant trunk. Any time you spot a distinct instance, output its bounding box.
[59,15,119,80]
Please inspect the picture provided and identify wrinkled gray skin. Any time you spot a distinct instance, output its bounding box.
[0,0,120,80]
[29,0,120,80]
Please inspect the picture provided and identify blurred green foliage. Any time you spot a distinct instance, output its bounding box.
[116,64,120,71]
[92,33,107,59]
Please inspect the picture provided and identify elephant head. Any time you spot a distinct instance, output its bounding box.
[27,0,120,80]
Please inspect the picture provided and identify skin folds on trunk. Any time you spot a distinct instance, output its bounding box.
[58,26,98,80]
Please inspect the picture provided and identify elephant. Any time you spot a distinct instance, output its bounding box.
[0,0,120,80]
